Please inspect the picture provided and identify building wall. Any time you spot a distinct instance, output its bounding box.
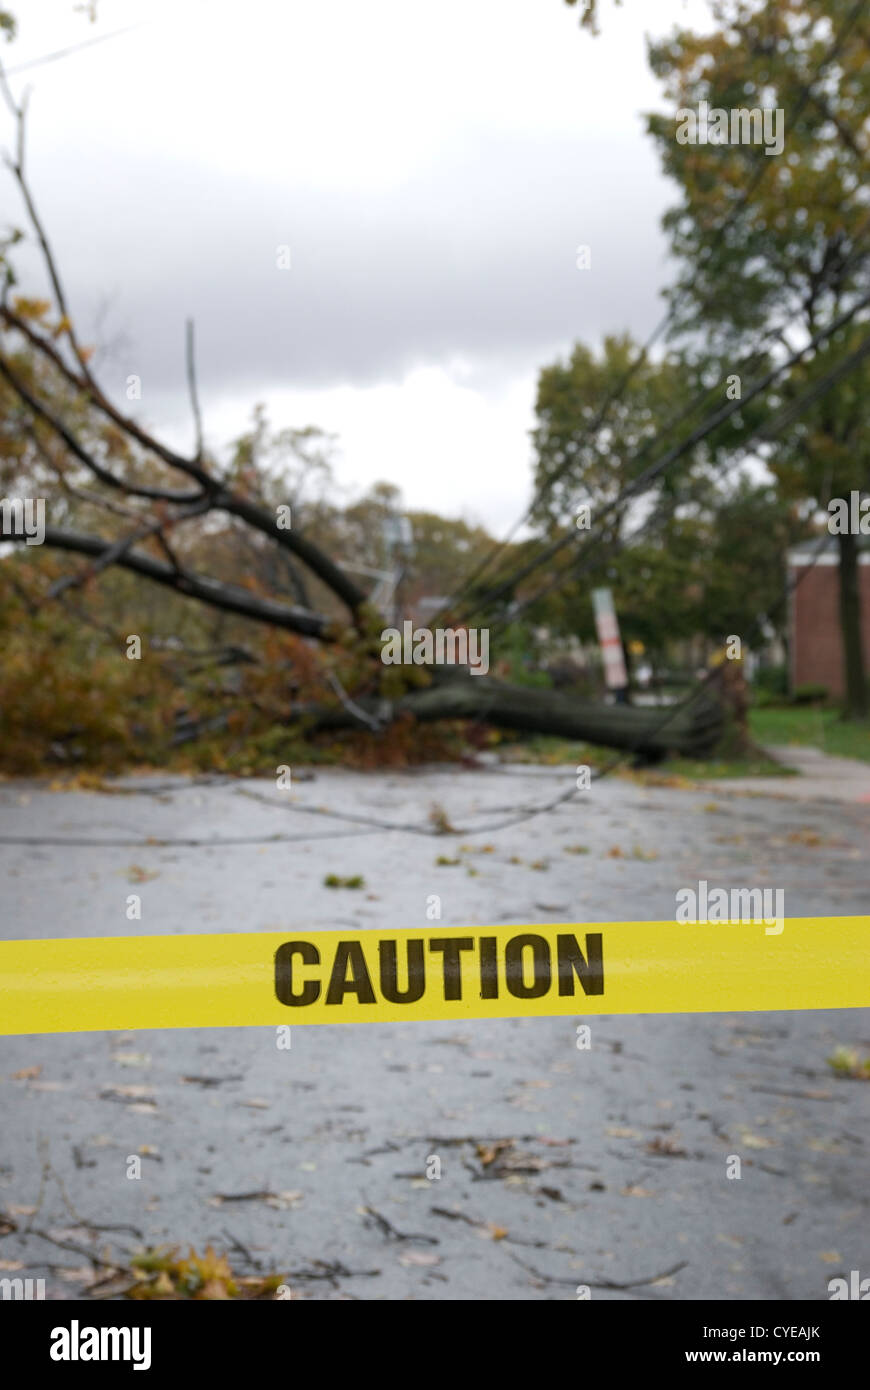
[789,555,870,697]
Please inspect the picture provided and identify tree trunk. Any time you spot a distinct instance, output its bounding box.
[292,675,724,759]
[836,529,868,719]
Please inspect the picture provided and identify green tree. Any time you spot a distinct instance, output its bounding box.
[532,333,693,541]
[644,0,870,713]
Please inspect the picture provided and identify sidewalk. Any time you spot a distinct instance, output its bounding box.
[702,743,870,804]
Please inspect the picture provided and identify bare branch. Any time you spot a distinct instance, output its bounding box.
[219,491,366,614]
[0,69,366,619]
[1,526,337,639]
[0,348,207,502]
[325,670,387,733]
[47,498,211,600]
[0,67,100,392]
[0,304,213,488]
[1,314,366,612]
[185,318,204,461]
[27,424,150,521]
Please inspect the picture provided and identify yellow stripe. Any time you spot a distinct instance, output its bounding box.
[0,917,867,1036]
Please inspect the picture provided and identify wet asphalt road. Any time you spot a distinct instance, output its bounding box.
[0,766,867,1300]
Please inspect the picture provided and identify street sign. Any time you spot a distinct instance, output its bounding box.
[592,587,628,689]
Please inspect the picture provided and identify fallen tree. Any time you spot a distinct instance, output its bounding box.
[0,66,730,766]
[288,673,726,760]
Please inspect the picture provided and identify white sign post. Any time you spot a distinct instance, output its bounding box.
[592,588,628,691]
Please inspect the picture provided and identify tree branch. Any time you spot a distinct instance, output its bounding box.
[0,305,213,488]
[46,498,211,599]
[1,526,337,638]
[216,491,367,615]
[0,348,208,502]
[185,317,204,462]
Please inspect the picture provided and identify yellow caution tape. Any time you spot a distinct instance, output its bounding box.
[1,917,867,1036]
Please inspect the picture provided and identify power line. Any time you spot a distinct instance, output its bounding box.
[470,287,870,630]
[439,525,844,838]
[4,24,142,77]
[494,308,870,628]
[467,206,870,623]
[434,0,868,625]
[469,262,866,618]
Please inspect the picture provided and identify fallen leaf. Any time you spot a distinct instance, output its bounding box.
[11,1066,41,1080]
[264,1191,304,1210]
[126,865,160,883]
[476,1139,513,1167]
[739,1133,773,1150]
[787,829,822,846]
[197,1278,229,1299]
[646,1136,688,1157]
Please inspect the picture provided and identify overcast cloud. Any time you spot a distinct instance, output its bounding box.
[3,0,712,530]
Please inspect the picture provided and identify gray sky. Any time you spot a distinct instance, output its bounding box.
[3,0,712,532]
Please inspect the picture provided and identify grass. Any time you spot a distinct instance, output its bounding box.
[648,753,794,782]
[499,706,870,776]
[749,706,870,763]
[497,735,607,767]
[497,734,790,781]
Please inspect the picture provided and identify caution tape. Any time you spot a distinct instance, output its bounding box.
[0,917,867,1036]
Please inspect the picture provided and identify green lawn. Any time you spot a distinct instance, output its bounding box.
[497,734,790,781]
[749,706,870,763]
[492,706,870,778]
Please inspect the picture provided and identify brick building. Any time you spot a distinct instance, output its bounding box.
[787,540,870,698]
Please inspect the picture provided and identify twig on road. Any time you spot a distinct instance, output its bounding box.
[509,1250,688,1291]
[430,1206,570,1252]
[361,1198,439,1245]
